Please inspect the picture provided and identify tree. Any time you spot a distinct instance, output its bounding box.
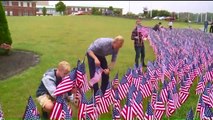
[0,1,12,55]
[158,10,171,17]
[42,7,47,16]
[91,7,102,15]
[108,6,114,11]
[55,1,66,15]
[114,9,122,16]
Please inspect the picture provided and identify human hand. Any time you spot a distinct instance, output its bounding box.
[103,69,110,75]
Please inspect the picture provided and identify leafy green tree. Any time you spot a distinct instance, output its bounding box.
[55,1,66,15]
[91,7,102,15]
[108,6,114,11]
[42,7,47,16]
[0,1,12,55]
[114,9,122,16]
[158,10,171,17]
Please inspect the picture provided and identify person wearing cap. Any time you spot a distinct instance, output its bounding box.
[131,19,147,68]
[87,35,124,95]
[153,22,162,31]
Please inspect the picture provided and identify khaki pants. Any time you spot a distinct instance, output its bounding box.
[36,94,53,108]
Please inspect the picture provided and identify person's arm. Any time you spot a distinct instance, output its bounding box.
[109,50,118,70]
[131,27,138,40]
[88,50,100,67]
[42,76,57,98]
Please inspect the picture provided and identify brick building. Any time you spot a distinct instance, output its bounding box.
[2,1,36,16]
[66,6,123,15]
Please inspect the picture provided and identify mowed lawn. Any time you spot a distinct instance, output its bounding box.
[0,15,203,119]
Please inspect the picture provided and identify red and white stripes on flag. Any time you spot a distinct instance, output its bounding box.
[54,76,74,96]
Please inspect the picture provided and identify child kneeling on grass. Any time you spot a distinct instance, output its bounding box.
[36,61,77,118]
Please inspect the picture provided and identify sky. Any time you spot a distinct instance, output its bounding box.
[49,1,213,14]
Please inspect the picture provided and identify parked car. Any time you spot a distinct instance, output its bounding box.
[70,11,85,16]
[159,16,166,20]
[152,16,159,20]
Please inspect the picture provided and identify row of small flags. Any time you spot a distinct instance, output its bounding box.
[1,28,211,119]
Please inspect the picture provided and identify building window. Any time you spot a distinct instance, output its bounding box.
[2,1,7,6]
[29,2,32,7]
[9,1,12,6]
[85,8,87,12]
[5,11,7,16]
[89,8,92,11]
[79,8,81,11]
[18,1,21,6]
[75,8,78,11]
[24,10,28,16]
[23,2,27,7]
[71,7,73,11]
[10,11,13,16]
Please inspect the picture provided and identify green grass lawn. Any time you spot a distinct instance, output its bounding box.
[0,15,203,119]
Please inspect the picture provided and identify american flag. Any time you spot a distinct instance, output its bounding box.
[76,61,86,89]
[112,89,121,120]
[166,90,176,117]
[160,81,168,104]
[104,82,112,108]
[96,89,109,115]
[202,87,211,106]
[199,97,206,120]
[85,97,97,120]
[179,80,189,104]
[145,102,154,120]
[50,96,64,120]
[0,104,3,120]
[23,96,40,120]
[196,75,205,95]
[154,94,165,120]
[186,108,194,120]
[61,99,72,120]
[78,92,87,120]
[172,85,181,109]
[118,76,129,100]
[54,68,76,96]
[196,95,203,113]
[151,88,157,109]
[125,68,132,84]
[131,69,140,88]
[140,77,152,98]
[112,73,119,87]
[132,91,144,120]
[209,89,213,108]
[203,104,213,120]
[121,85,135,120]
[89,67,103,87]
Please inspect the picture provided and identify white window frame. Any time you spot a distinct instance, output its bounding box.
[10,11,13,16]
[85,8,87,12]
[75,8,78,11]
[29,2,32,7]
[23,2,27,7]
[5,11,7,16]
[9,1,12,6]
[18,1,21,7]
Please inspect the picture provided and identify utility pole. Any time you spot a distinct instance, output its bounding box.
[201,13,202,23]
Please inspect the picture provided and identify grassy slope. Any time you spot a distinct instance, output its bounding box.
[0,15,202,119]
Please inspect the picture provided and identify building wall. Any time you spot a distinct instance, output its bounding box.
[66,6,122,15]
[2,1,36,16]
